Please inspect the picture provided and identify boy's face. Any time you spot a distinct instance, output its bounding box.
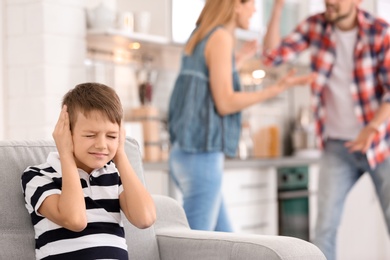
[71,110,120,173]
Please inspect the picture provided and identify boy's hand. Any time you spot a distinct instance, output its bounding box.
[114,120,126,162]
[52,105,73,157]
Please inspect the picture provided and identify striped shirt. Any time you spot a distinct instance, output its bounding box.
[263,9,390,168]
[21,152,128,260]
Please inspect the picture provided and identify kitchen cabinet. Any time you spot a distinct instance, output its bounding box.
[143,166,278,235]
[142,158,321,236]
[223,167,278,235]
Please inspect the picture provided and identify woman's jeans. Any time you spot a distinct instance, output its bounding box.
[313,139,390,260]
[169,143,232,231]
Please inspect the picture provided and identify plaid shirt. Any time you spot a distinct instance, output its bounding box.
[263,9,390,168]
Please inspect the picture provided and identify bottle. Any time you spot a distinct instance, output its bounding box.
[238,121,253,159]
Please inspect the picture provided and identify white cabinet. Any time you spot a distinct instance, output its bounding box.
[222,167,278,235]
[143,165,278,235]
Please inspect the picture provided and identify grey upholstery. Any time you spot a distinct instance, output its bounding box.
[0,138,326,260]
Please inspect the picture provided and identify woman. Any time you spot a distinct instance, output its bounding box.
[168,0,316,232]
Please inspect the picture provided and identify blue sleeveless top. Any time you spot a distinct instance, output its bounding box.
[168,26,242,157]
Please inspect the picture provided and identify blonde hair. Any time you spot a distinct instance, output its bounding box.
[185,0,249,55]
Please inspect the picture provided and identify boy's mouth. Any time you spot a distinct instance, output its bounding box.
[90,152,108,158]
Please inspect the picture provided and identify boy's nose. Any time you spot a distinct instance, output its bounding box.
[95,137,107,149]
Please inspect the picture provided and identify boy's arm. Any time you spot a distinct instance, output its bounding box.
[38,106,87,232]
[115,123,156,229]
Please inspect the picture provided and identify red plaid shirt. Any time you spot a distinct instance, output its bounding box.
[263,9,390,168]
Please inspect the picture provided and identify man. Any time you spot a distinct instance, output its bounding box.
[262,0,390,259]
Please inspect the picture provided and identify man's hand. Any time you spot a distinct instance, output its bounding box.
[345,125,378,153]
[274,0,285,7]
[52,105,73,157]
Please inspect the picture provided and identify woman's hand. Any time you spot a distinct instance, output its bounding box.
[271,69,317,94]
[52,105,73,157]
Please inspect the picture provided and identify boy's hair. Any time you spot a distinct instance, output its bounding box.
[62,82,123,130]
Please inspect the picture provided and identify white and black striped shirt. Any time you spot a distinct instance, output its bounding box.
[21,152,128,260]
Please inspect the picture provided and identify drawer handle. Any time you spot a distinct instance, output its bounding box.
[240,183,267,190]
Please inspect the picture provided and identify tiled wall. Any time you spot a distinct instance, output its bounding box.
[3,0,86,140]
[0,1,4,139]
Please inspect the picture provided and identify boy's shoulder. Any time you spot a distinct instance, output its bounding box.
[22,158,59,177]
[21,154,61,192]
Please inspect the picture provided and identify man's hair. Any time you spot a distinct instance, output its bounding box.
[62,82,123,130]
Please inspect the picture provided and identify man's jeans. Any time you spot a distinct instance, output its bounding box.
[313,139,390,260]
[169,143,232,231]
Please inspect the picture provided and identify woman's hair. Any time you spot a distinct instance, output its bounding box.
[62,82,123,130]
[185,0,250,55]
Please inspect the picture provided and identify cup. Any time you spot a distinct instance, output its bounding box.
[134,11,151,34]
[117,11,134,32]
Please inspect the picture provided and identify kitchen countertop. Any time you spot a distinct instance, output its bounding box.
[142,156,320,171]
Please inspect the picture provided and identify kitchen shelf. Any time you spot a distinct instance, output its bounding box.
[87,28,171,45]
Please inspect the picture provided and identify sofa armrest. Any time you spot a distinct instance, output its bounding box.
[152,195,326,260]
[152,194,190,230]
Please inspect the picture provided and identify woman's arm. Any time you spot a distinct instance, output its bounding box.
[206,28,316,116]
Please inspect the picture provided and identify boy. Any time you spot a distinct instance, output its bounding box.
[21,82,156,259]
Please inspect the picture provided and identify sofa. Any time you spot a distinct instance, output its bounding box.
[0,138,326,260]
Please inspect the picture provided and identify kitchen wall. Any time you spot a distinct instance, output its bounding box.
[2,0,87,140]
[0,0,5,140]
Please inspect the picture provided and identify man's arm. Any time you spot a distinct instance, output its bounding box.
[345,103,390,152]
[346,27,390,153]
[263,0,285,52]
